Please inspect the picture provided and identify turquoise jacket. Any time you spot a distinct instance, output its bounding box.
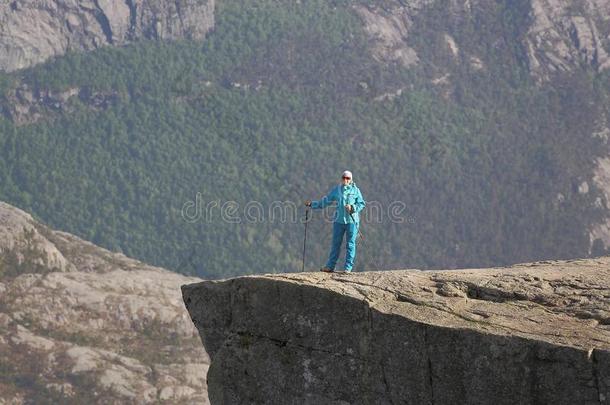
[311,182,366,224]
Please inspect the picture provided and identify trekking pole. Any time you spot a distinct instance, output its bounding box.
[302,206,310,272]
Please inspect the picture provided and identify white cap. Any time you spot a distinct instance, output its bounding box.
[342,170,352,179]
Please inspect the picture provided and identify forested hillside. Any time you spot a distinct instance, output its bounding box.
[0,0,609,278]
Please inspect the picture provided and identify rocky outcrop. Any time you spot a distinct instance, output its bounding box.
[0,0,215,72]
[183,259,610,404]
[0,201,210,403]
[0,202,73,272]
[355,0,610,82]
[527,0,610,81]
[1,84,120,125]
[354,2,432,68]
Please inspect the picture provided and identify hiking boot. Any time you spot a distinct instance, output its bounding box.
[320,267,334,273]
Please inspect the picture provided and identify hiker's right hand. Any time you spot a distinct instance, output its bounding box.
[304,200,312,207]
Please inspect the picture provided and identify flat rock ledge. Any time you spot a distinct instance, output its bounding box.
[183,257,610,404]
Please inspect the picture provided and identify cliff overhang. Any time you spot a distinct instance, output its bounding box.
[183,259,610,404]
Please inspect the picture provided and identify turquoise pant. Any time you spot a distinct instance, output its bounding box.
[325,221,359,271]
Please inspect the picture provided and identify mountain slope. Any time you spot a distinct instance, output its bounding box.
[0,201,209,404]
[0,0,215,72]
[0,0,609,279]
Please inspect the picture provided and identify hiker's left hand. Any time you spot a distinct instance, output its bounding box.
[345,204,353,213]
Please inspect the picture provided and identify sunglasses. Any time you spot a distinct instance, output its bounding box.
[342,177,351,180]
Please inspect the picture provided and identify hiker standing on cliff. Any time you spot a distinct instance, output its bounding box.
[305,170,366,273]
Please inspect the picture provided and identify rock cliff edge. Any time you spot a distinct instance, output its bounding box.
[0,0,215,72]
[183,259,610,404]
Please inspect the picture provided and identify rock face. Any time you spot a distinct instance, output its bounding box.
[0,0,215,72]
[183,259,610,404]
[354,2,432,68]
[2,84,120,126]
[0,201,210,404]
[526,0,610,80]
[355,0,610,81]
